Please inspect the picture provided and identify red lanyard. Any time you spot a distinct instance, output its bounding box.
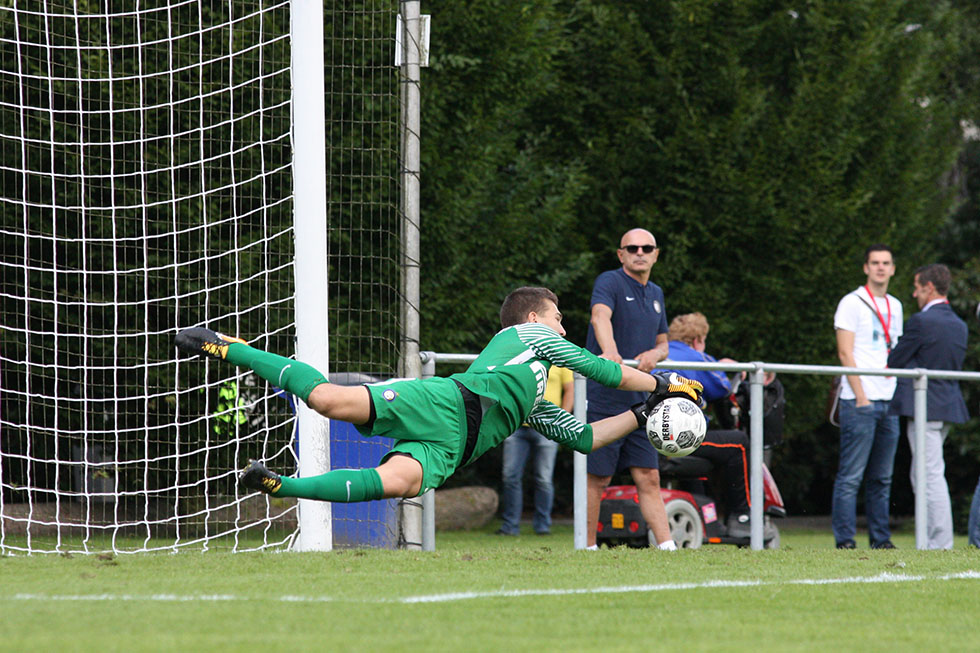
[864,285,892,351]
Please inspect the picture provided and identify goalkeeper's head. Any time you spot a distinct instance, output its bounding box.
[500,286,563,334]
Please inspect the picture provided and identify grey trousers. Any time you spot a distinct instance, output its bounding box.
[907,420,953,550]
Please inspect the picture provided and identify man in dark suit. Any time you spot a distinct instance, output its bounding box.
[888,263,968,549]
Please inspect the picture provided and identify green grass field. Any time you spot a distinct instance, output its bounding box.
[2,523,978,652]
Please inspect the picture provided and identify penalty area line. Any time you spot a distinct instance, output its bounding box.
[396,570,980,603]
[6,571,979,605]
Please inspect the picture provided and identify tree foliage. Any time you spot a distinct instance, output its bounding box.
[420,1,592,351]
[422,0,980,516]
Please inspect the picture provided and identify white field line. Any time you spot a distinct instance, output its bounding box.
[7,571,980,605]
[396,570,980,603]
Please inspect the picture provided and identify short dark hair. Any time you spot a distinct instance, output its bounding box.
[500,287,559,328]
[864,243,894,263]
[915,263,951,296]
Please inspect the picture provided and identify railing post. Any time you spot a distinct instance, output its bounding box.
[420,352,436,551]
[913,371,928,550]
[573,373,588,550]
[420,351,435,379]
[749,365,766,550]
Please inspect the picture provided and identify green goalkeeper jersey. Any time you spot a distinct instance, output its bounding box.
[450,323,623,459]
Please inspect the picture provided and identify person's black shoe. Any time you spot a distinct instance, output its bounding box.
[726,512,751,538]
[239,459,282,495]
[836,540,857,549]
[871,540,896,550]
[495,528,518,536]
[175,327,247,360]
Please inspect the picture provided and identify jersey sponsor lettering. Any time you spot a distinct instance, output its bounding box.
[528,360,548,402]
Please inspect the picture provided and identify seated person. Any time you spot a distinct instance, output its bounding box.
[661,312,753,537]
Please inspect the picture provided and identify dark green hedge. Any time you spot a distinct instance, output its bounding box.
[420,0,980,521]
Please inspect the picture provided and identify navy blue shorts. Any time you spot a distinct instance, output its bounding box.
[586,409,659,475]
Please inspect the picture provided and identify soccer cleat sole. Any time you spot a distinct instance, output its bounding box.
[239,459,282,495]
[175,327,247,360]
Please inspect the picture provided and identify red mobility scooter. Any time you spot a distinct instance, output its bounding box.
[597,375,787,548]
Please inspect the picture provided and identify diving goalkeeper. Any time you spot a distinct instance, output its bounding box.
[175,286,703,503]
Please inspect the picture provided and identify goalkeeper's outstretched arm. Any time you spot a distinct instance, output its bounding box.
[617,366,704,405]
[616,363,662,393]
[589,412,644,451]
[589,371,705,452]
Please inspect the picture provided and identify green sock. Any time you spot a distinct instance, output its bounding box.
[224,342,328,403]
[277,468,385,502]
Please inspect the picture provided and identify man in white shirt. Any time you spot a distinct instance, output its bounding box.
[832,244,903,550]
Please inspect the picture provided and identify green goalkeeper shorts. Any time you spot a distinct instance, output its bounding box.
[356,376,467,494]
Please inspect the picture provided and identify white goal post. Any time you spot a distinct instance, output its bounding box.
[0,0,403,554]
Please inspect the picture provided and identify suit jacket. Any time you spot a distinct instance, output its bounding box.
[888,302,969,423]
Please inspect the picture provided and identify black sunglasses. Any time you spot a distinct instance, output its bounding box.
[620,244,658,254]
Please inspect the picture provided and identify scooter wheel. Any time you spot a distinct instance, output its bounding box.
[764,526,781,549]
[664,498,704,549]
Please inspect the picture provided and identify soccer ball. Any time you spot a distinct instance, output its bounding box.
[645,396,707,457]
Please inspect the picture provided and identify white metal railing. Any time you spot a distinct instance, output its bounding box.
[418,352,980,550]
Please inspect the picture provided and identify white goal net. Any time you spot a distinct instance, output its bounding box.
[1,0,302,554]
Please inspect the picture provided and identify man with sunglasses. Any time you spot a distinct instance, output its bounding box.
[585,228,675,550]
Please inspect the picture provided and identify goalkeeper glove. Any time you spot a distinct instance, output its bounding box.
[630,372,706,429]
